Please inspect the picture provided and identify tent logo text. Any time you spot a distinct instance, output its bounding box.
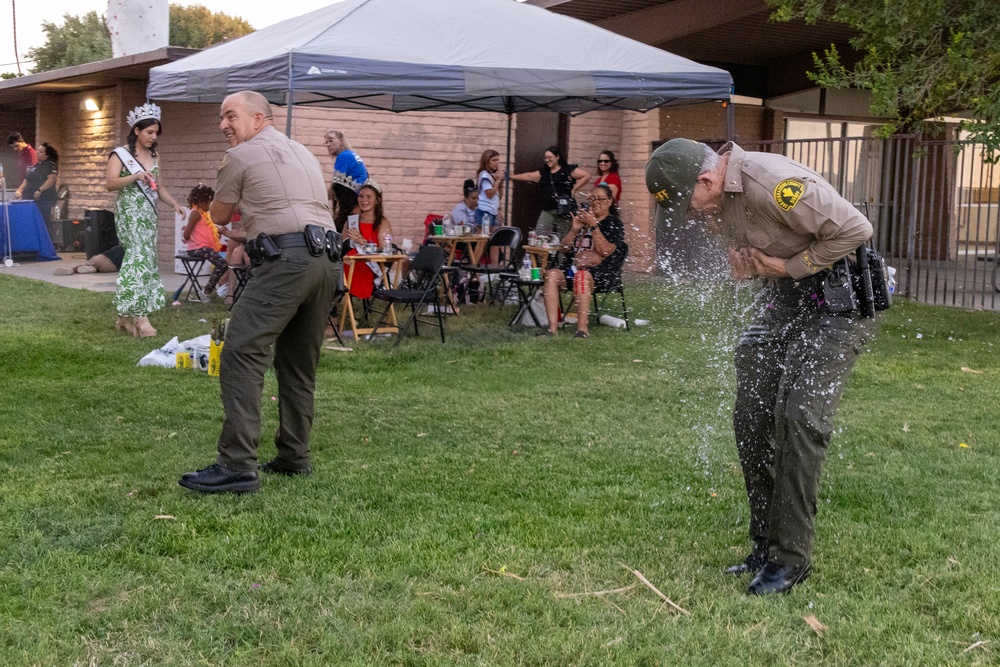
[306,66,348,76]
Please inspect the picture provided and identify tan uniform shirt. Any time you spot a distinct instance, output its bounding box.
[214,125,334,237]
[714,142,872,279]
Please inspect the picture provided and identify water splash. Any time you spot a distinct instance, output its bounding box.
[643,224,756,481]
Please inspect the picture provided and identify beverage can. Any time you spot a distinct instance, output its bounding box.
[531,267,541,281]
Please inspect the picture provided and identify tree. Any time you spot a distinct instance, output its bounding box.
[26,12,112,73]
[768,0,1000,153]
[169,4,254,49]
[26,5,254,73]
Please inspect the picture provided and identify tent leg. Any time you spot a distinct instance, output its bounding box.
[726,86,735,142]
[285,100,295,137]
[504,113,512,224]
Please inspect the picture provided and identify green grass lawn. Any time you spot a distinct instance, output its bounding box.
[1,273,998,666]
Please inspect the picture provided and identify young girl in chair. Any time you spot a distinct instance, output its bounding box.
[182,184,228,302]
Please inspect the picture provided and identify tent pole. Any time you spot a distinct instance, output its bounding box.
[285,53,295,137]
[726,85,735,142]
[504,111,512,224]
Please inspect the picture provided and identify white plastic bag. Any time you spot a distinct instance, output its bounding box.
[516,292,548,327]
[137,336,182,367]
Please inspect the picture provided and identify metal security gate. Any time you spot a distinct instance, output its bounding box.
[742,135,1000,310]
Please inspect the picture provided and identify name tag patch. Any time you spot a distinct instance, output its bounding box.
[774,179,804,211]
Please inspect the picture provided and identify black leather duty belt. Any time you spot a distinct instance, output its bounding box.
[270,232,309,249]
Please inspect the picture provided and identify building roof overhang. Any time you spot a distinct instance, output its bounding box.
[0,48,199,110]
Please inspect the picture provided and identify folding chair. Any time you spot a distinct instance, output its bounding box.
[326,284,348,346]
[172,253,210,303]
[590,242,629,327]
[368,245,447,349]
[463,226,522,304]
[228,264,252,307]
[562,242,629,329]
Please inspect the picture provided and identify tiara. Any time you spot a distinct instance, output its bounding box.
[126,102,162,128]
[331,170,364,193]
[360,178,382,194]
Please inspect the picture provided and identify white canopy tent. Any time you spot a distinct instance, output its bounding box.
[147,0,734,219]
[147,0,733,118]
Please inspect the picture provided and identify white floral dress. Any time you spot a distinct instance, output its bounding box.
[113,162,165,317]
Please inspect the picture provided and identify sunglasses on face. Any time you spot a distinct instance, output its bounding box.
[597,159,611,163]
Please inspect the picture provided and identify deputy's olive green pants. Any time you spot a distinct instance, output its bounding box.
[216,247,340,472]
[733,276,874,567]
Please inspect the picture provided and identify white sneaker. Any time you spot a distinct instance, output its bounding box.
[198,288,213,303]
[54,266,75,275]
[76,265,98,274]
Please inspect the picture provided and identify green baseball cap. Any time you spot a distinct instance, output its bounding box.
[645,138,705,227]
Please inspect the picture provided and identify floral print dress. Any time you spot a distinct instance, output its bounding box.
[113,162,165,317]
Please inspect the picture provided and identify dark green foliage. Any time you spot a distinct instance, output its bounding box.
[26,5,254,73]
[768,0,1000,154]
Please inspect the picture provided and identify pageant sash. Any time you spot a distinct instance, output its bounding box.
[113,146,158,212]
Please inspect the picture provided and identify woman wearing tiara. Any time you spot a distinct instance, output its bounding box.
[106,102,184,337]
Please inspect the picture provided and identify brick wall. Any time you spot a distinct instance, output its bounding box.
[659,101,769,144]
[619,111,661,273]
[55,89,120,217]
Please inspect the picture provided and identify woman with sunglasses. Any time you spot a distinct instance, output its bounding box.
[541,182,625,338]
[594,150,621,202]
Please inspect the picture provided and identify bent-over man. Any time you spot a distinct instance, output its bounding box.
[646,139,875,594]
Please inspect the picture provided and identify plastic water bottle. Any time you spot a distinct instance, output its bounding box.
[383,233,392,254]
[886,265,897,294]
[566,260,576,281]
[519,255,532,280]
[481,218,490,236]
[442,213,453,236]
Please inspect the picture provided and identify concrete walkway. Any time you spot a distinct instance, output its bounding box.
[0,252,186,293]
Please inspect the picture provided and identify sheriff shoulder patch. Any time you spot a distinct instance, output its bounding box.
[773,179,804,212]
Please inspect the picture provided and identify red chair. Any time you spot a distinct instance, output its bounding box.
[421,214,443,245]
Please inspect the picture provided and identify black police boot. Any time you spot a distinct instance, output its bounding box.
[725,548,768,576]
[179,463,259,494]
[260,459,312,476]
[747,561,811,595]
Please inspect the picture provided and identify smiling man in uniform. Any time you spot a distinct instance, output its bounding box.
[179,90,340,494]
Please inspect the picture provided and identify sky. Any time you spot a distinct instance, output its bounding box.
[1,0,339,71]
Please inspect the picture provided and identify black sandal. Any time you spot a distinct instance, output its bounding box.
[538,330,556,337]
[574,330,589,338]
